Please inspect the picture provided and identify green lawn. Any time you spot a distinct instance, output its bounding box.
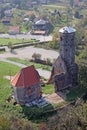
[7,57,52,71]
[42,84,54,94]
[0,38,35,46]
[0,61,20,103]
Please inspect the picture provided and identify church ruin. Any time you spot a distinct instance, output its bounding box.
[48,26,78,91]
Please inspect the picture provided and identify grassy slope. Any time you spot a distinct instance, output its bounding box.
[0,61,20,103]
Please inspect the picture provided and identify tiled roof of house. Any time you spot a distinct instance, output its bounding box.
[59,26,76,33]
[11,65,40,88]
[9,26,20,32]
[25,11,35,16]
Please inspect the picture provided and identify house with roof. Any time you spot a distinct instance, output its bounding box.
[32,19,48,35]
[8,26,20,35]
[2,17,10,25]
[24,11,35,18]
[4,10,13,17]
[11,65,42,105]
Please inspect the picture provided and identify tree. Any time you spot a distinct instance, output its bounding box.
[29,14,36,22]
[70,0,74,7]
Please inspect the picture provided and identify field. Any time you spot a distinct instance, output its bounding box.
[7,57,52,71]
[0,38,36,46]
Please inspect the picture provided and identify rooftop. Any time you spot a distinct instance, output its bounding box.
[11,65,40,88]
[59,26,76,33]
[35,19,46,25]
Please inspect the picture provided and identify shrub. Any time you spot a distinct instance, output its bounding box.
[0,116,10,130]
[32,53,41,60]
[10,116,34,130]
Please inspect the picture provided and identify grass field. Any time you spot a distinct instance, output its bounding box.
[0,38,35,46]
[7,57,52,71]
[0,61,20,103]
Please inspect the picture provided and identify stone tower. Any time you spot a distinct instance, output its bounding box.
[48,26,78,91]
[59,26,76,66]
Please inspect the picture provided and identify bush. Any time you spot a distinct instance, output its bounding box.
[10,116,34,130]
[32,53,41,60]
[0,116,10,130]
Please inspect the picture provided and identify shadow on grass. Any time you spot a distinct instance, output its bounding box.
[66,86,87,102]
[21,101,57,123]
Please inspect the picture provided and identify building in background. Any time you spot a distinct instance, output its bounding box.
[8,26,20,35]
[32,19,49,35]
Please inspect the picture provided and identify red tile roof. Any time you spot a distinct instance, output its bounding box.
[9,26,20,33]
[11,65,40,88]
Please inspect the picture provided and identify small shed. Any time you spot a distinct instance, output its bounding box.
[11,65,42,105]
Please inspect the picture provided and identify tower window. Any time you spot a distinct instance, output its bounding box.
[60,36,62,41]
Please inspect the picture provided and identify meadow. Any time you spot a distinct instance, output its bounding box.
[0,38,36,46]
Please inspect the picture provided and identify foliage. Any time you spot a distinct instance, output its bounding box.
[49,40,60,50]
[78,65,87,88]
[0,116,34,130]
[46,103,87,130]
[10,116,34,130]
[0,116,10,130]
[32,53,41,60]
[66,87,87,101]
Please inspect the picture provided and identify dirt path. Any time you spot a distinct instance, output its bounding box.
[0,46,59,61]
[44,93,64,104]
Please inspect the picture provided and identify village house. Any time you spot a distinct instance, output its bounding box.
[2,17,10,25]
[24,11,35,18]
[4,9,13,17]
[32,19,48,35]
[8,26,20,35]
[11,65,42,105]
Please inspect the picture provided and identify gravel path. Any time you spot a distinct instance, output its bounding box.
[0,46,59,61]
